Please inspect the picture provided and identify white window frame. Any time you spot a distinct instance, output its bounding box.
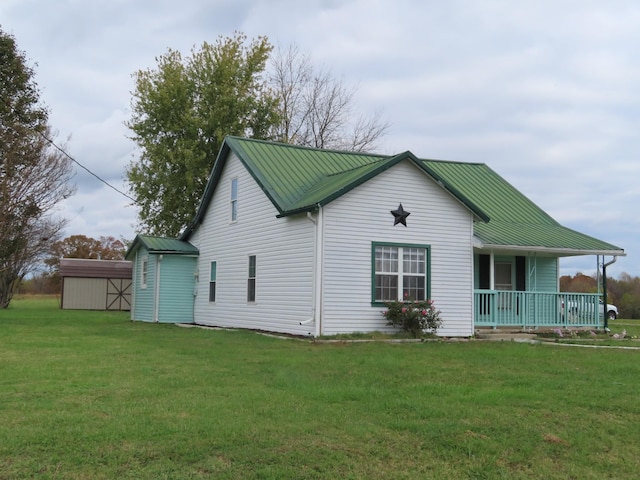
[141,256,148,289]
[372,242,430,304]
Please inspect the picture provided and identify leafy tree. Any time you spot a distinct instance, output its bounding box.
[0,28,74,308]
[126,32,279,237]
[559,273,598,294]
[45,234,126,267]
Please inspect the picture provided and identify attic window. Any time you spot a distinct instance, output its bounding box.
[230,178,238,222]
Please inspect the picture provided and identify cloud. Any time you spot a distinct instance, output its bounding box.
[2,0,637,277]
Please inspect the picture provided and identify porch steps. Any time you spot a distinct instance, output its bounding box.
[475,328,538,343]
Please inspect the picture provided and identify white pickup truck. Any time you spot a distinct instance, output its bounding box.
[563,298,618,320]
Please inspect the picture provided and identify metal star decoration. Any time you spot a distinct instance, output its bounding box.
[390,203,410,227]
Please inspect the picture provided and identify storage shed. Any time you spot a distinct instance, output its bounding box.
[60,258,132,311]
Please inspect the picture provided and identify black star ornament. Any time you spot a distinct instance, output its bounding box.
[391,203,410,227]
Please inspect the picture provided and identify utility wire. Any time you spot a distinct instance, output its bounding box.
[40,132,138,204]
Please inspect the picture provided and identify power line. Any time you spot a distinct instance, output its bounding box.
[40,132,138,204]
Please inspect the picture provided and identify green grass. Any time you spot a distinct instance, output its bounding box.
[1,296,639,479]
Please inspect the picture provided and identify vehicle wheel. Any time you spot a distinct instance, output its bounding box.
[607,310,617,320]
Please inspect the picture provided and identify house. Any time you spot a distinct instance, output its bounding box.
[59,258,132,311]
[126,136,624,336]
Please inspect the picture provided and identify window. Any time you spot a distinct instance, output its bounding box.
[141,256,148,289]
[209,261,217,302]
[372,243,429,304]
[247,255,256,302]
[495,262,513,291]
[230,178,238,222]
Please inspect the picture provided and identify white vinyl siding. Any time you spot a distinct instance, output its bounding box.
[191,153,315,335]
[321,160,475,337]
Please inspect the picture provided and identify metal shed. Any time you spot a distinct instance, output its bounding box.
[60,258,132,310]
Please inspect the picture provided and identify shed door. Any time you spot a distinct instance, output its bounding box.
[107,279,132,311]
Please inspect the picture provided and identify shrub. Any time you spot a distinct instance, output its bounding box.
[383,294,442,338]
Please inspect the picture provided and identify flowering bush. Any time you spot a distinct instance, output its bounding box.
[382,294,442,338]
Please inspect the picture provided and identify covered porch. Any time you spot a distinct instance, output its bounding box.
[472,246,622,330]
[474,290,602,328]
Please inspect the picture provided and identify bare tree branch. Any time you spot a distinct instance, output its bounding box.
[269,43,390,152]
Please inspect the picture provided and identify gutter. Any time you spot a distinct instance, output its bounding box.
[475,243,625,257]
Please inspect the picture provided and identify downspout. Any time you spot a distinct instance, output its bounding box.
[300,208,323,337]
[314,206,323,337]
[602,256,618,330]
[154,254,163,323]
[300,212,316,330]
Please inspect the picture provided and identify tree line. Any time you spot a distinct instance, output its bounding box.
[17,235,126,295]
[560,272,640,319]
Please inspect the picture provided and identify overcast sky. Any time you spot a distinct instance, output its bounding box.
[2,0,638,277]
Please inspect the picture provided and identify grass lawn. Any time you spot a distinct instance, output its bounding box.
[1,296,639,479]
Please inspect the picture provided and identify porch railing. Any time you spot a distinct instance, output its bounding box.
[474,290,603,329]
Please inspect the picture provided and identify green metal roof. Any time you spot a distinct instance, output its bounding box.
[423,160,623,254]
[125,234,199,259]
[183,137,487,232]
[180,136,623,256]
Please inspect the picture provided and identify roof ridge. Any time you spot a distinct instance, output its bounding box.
[225,135,390,160]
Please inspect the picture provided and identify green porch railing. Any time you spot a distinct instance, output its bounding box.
[474,290,603,329]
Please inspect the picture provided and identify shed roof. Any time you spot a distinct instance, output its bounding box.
[125,235,199,260]
[59,258,132,279]
[180,136,623,256]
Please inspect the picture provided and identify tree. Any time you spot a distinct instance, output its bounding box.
[126,32,279,237]
[45,234,126,268]
[559,272,598,294]
[0,28,75,308]
[43,235,127,291]
[268,43,389,152]
[126,34,391,238]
